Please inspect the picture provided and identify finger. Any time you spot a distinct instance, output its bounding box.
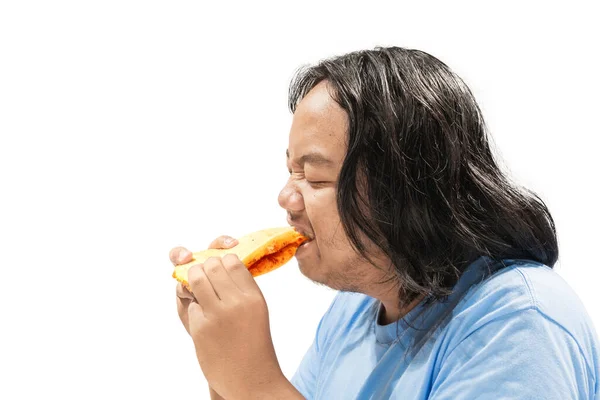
[208,235,239,250]
[176,296,192,335]
[169,246,193,266]
[187,300,206,328]
[221,253,260,294]
[187,264,219,313]
[176,282,194,300]
[203,257,241,301]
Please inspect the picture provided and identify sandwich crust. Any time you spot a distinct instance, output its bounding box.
[173,227,308,288]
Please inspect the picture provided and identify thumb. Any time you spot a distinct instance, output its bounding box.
[169,246,193,266]
[208,235,239,250]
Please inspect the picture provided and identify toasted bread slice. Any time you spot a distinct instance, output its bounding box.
[173,227,308,288]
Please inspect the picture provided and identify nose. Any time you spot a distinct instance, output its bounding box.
[278,183,304,213]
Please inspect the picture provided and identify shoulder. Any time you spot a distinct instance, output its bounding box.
[453,260,595,336]
[445,259,599,380]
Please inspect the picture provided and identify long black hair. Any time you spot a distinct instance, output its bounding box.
[288,46,558,310]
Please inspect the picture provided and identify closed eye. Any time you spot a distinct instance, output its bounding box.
[288,169,329,188]
[306,180,330,188]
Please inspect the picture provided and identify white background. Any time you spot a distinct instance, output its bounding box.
[1,1,598,398]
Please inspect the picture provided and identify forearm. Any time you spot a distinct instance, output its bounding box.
[270,379,305,400]
[210,376,305,400]
[210,387,225,400]
[250,375,305,400]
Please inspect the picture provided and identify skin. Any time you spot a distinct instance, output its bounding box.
[170,81,418,399]
[170,239,301,400]
[280,81,406,321]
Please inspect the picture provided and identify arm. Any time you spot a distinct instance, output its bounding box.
[209,382,304,400]
[430,308,593,399]
[257,377,306,400]
[209,388,224,400]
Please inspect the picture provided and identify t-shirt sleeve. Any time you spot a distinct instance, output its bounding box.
[290,335,319,399]
[291,293,341,400]
[430,308,594,400]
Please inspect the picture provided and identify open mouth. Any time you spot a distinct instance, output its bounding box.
[297,234,314,251]
[244,230,309,276]
[248,242,304,276]
[292,227,314,241]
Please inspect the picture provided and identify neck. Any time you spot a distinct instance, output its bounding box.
[368,266,422,324]
[351,254,423,324]
[378,295,423,324]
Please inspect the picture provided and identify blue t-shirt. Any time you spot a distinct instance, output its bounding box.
[291,258,600,399]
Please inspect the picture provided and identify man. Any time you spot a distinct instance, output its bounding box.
[170,47,600,399]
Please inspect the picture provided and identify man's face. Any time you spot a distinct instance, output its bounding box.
[278,81,384,291]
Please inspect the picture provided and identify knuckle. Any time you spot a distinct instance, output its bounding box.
[206,264,220,275]
[189,276,204,288]
[204,257,222,274]
[229,298,242,308]
[222,254,243,269]
[245,294,265,309]
[188,265,206,286]
[204,256,218,265]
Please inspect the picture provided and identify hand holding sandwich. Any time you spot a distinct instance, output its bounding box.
[170,233,305,400]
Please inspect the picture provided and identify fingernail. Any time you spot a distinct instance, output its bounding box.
[224,238,235,246]
[179,249,191,260]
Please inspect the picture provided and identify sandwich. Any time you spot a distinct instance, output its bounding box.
[173,226,309,289]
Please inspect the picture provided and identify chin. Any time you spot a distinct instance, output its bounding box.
[296,260,336,289]
[297,259,314,277]
[297,260,322,282]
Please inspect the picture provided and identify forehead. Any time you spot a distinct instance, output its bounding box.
[288,81,348,164]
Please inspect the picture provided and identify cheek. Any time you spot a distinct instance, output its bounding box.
[305,188,337,225]
[305,188,350,248]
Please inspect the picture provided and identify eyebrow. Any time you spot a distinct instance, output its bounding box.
[286,149,334,166]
